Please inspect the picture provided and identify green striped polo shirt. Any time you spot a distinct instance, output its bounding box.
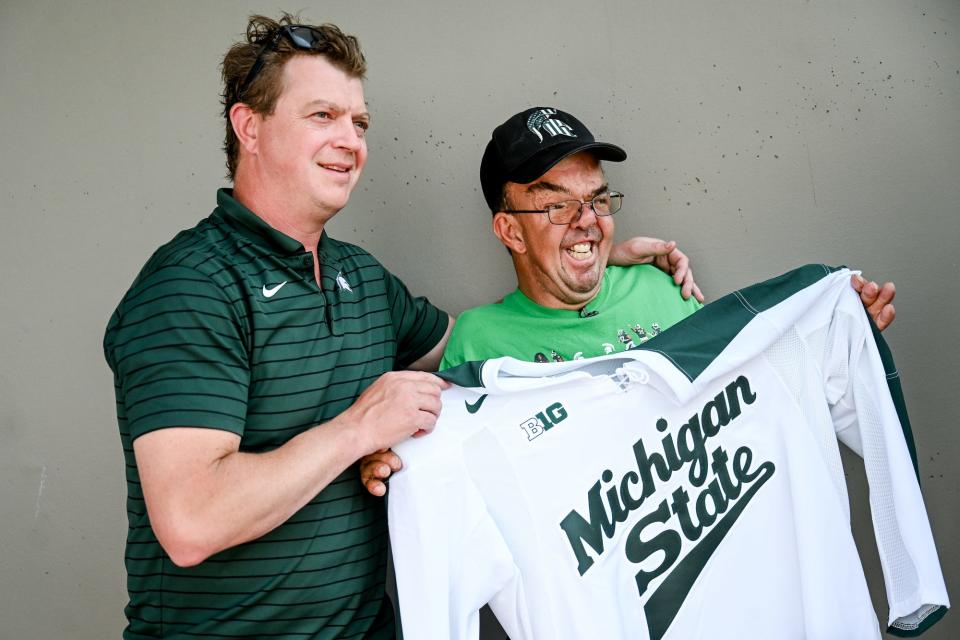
[103,189,448,639]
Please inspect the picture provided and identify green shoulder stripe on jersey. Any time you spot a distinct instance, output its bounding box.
[887,604,948,637]
[438,360,485,388]
[869,319,921,481]
[638,264,843,382]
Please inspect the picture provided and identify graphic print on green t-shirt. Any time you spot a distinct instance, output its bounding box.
[440,264,702,369]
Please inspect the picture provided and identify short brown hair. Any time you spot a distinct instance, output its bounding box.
[220,13,367,180]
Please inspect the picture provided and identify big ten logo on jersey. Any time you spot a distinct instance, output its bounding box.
[519,402,568,441]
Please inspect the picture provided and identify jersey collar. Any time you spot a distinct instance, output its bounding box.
[475,351,690,403]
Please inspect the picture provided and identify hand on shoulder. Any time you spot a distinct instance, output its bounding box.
[609,236,704,303]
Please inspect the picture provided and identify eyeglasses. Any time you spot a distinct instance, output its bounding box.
[237,25,328,100]
[502,191,624,225]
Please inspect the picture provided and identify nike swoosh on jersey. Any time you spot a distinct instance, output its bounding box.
[262,281,287,298]
[464,394,488,414]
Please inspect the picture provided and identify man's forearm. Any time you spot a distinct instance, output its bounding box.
[135,417,370,567]
[135,370,447,567]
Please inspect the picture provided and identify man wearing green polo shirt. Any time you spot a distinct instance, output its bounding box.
[103,16,700,638]
[103,15,453,639]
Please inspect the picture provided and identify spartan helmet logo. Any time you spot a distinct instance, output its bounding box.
[336,271,352,293]
[526,108,577,143]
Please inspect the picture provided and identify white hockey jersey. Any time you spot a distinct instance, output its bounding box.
[388,265,949,640]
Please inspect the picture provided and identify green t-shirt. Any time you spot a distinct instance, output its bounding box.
[104,189,448,639]
[441,264,701,369]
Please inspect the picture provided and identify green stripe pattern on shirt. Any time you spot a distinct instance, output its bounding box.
[104,189,447,639]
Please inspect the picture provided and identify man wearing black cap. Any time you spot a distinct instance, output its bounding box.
[441,107,704,367]
[437,106,897,369]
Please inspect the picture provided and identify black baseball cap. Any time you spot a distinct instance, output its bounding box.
[479,107,627,211]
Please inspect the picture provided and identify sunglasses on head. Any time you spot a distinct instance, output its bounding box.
[237,25,327,101]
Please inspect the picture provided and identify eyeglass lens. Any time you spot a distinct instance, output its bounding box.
[548,193,622,224]
[285,26,325,49]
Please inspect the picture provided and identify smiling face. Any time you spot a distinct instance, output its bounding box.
[252,54,369,222]
[494,152,614,310]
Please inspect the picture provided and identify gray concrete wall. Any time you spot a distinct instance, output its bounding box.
[1,0,956,637]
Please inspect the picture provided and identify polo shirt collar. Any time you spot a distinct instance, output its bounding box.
[213,189,348,276]
[214,188,306,256]
[317,229,345,271]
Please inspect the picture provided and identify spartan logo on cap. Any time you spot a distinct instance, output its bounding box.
[526,108,576,143]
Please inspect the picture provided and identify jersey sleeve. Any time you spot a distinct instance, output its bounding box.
[821,293,949,636]
[383,269,449,369]
[388,433,529,640]
[103,264,250,440]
